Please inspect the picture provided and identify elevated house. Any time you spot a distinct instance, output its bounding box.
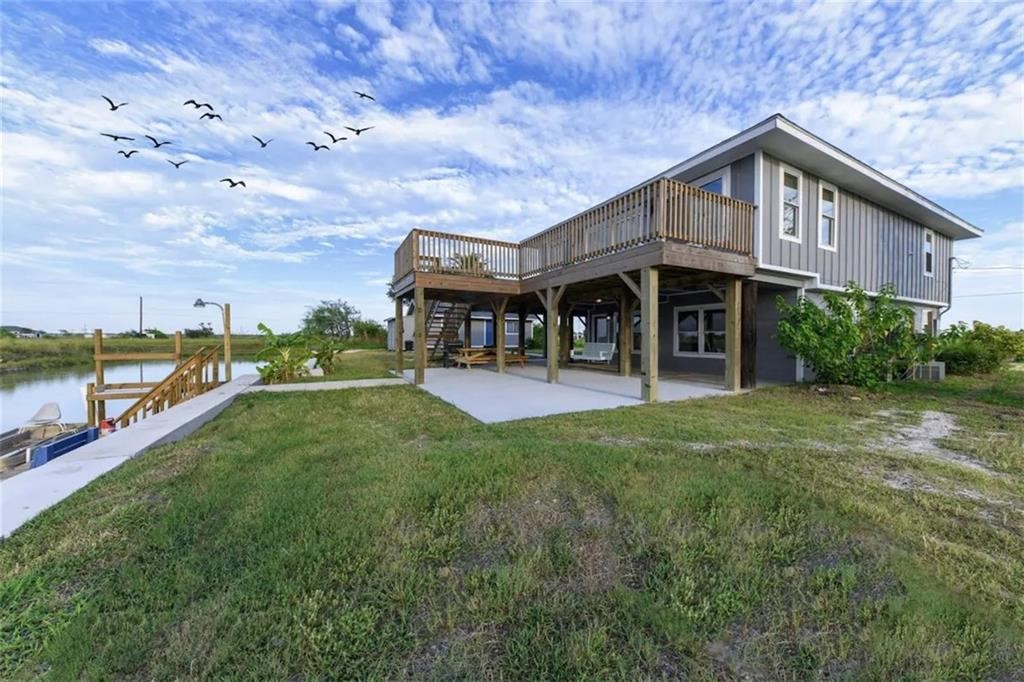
[391,114,982,400]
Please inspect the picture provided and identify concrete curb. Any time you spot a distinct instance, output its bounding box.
[1,374,261,538]
[245,378,407,393]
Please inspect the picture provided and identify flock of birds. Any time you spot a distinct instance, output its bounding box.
[97,91,378,189]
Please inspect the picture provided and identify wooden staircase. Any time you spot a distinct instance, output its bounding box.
[425,300,470,359]
[116,346,222,428]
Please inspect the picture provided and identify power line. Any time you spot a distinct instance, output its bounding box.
[951,291,1024,298]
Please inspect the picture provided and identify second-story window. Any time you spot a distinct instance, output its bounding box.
[780,165,802,242]
[924,230,934,277]
[819,182,837,251]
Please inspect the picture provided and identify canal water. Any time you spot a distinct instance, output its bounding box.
[0,361,259,432]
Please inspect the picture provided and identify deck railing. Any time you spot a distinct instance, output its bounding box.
[116,346,221,428]
[393,178,755,283]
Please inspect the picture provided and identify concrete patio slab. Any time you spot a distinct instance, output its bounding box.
[1,374,260,538]
[402,365,729,423]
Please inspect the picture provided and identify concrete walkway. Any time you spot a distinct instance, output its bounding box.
[402,366,730,423]
[245,377,405,393]
[1,374,261,538]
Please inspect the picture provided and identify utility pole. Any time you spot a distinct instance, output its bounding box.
[139,296,143,335]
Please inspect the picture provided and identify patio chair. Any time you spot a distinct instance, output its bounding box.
[18,402,66,434]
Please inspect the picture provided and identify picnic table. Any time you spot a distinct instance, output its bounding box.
[453,347,529,369]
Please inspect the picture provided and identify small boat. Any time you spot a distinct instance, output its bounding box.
[0,403,87,479]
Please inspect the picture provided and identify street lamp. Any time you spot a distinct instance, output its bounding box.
[194,298,232,382]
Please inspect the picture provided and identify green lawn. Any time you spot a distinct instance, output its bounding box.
[1,369,1022,679]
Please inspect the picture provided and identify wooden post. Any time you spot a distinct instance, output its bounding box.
[539,286,565,383]
[414,287,426,385]
[618,294,632,376]
[725,277,742,392]
[223,304,232,383]
[741,281,757,389]
[86,383,96,427]
[93,329,106,422]
[173,330,183,367]
[640,267,658,402]
[493,297,508,373]
[517,305,526,356]
[559,305,572,367]
[395,297,405,377]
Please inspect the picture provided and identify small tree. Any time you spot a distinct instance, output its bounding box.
[302,300,358,339]
[184,322,215,338]
[775,283,932,388]
[352,319,386,340]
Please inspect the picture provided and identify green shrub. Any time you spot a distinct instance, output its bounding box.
[776,283,934,388]
[311,336,344,375]
[937,321,1023,374]
[255,323,311,384]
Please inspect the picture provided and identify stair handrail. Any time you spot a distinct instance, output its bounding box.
[116,346,222,428]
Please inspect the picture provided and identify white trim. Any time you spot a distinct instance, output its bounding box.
[757,265,947,307]
[659,117,778,180]
[818,181,838,252]
[672,304,726,358]
[691,165,731,197]
[779,163,803,243]
[653,114,982,241]
[758,264,818,279]
[814,283,945,307]
[774,117,982,239]
[923,229,935,278]
[754,149,764,261]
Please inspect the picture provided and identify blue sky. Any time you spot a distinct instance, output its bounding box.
[2,0,1022,334]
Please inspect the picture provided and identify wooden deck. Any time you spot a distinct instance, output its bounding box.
[392,177,755,298]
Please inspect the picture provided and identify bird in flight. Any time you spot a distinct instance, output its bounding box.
[167,160,189,168]
[200,112,223,121]
[144,135,172,148]
[220,178,246,188]
[345,125,375,136]
[353,91,376,102]
[252,135,273,148]
[306,141,329,151]
[323,131,347,144]
[117,150,139,158]
[183,99,214,111]
[101,133,134,142]
[102,96,128,111]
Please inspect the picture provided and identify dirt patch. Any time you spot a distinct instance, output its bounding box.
[597,435,650,447]
[400,623,505,680]
[873,410,997,474]
[463,483,626,595]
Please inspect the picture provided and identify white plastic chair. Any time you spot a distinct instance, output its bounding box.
[18,402,66,433]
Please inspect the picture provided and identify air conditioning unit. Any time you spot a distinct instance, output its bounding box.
[912,361,945,382]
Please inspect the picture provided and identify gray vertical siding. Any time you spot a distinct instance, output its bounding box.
[672,153,756,204]
[730,155,756,203]
[760,153,950,303]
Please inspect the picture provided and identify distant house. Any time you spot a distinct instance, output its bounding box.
[1,325,45,338]
[386,307,536,352]
[390,113,982,397]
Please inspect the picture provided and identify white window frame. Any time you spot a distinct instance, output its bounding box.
[818,181,838,252]
[691,166,731,197]
[779,164,803,244]
[923,229,935,277]
[673,304,726,358]
[505,320,518,336]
